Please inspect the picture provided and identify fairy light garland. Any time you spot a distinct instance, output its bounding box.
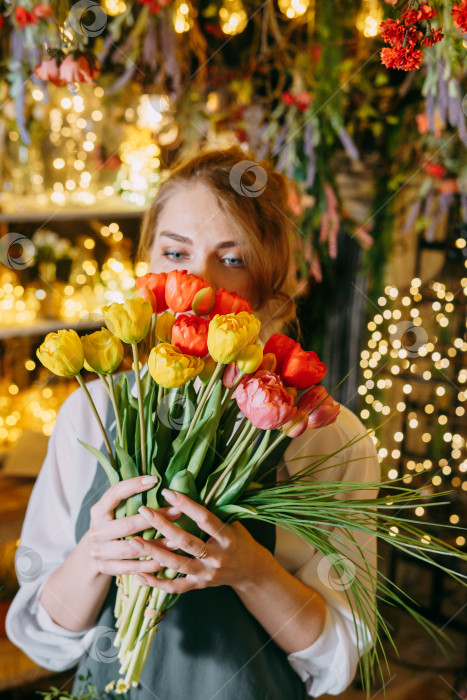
[358,276,467,544]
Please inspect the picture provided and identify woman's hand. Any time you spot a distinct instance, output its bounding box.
[131,488,275,593]
[86,476,183,578]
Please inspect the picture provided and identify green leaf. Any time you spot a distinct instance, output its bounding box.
[115,444,139,480]
[77,438,119,486]
[213,503,257,520]
[164,410,215,484]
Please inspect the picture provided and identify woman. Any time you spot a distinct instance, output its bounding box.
[6,146,380,699]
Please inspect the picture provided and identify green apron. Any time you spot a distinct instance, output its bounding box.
[72,372,309,699]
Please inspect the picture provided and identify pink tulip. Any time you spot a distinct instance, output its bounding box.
[297,386,340,428]
[235,370,297,430]
[281,410,309,438]
[222,362,240,388]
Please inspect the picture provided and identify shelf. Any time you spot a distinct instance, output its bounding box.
[0,198,146,224]
[0,317,103,340]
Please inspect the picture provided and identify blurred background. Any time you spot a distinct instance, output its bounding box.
[0,0,466,697]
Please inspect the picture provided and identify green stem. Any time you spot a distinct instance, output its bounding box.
[204,423,258,506]
[76,373,115,468]
[100,374,124,446]
[186,363,224,437]
[132,343,147,475]
[220,371,244,410]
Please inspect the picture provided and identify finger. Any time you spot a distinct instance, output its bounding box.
[97,508,182,541]
[138,507,208,558]
[132,538,202,575]
[135,572,199,594]
[155,490,227,541]
[92,476,160,522]
[98,558,164,576]
[90,536,180,561]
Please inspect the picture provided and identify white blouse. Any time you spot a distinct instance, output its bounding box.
[6,369,380,698]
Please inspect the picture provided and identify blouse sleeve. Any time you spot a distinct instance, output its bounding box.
[5,379,107,671]
[280,406,380,697]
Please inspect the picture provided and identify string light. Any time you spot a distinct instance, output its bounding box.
[219,0,248,34]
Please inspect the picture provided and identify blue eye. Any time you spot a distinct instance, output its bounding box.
[163,250,185,261]
[222,256,244,267]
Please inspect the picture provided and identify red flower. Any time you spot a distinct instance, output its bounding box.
[380,46,424,71]
[171,314,209,357]
[209,288,251,318]
[0,17,4,28]
[59,54,100,84]
[417,4,436,20]
[297,386,340,428]
[295,91,313,113]
[423,162,446,179]
[380,19,406,45]
[33,3,53,19]
[235,371,297,430]
[136,272,168,312]
[263,333,297,372]
[420,28,444,46]
[136,285,157,313]
[281,92,296,106]
[280,344,327,390]
[401,8,419,24]
[452,0,467,33]
[165,270,210,312]
[15,6,37,27]
[33,57,64,86]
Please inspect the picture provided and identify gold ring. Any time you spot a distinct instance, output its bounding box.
[196,544,208,560]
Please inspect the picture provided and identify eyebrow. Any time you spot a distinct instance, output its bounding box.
[159,230,240,250]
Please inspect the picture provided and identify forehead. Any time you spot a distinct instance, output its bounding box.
[156,182,234,238]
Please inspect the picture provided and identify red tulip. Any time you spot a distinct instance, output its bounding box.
[209,288,251,318]
[33,3,53,19]
[235,370,297,430]
[171,314,209,357]
[297,386,340,428]
[165,270,210,313]
[281,410,309,438]
[258,352,277,373]
[280,344,327,390]
[263,333,297,372]
[136,272,168,312]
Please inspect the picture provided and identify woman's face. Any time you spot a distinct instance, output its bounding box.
[149,182,256,306]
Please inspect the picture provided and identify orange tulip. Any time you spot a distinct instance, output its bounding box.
[209,288,251,318]
[136,272,168,312]
[171,314,209,357]
[165,270,210,312]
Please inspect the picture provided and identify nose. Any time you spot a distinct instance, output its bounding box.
[188,257,219,293]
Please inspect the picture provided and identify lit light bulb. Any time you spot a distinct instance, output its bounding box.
[219,0,248,34]
[278,0,310,18]
[356,0,383,37]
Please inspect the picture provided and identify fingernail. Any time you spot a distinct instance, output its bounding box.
[129,538,144,550]
[138,506,154,521]
[141,476,158,485]
[161,488,175,502]
[167,507,182,517]
[166,541,178,549]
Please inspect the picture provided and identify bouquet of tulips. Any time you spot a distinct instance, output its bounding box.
[36,270,467,693]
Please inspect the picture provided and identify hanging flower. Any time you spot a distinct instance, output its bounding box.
[15,6,38,27]
[452,0,467,33]
[33,3,54,19]
[136,272,168,313]
[171,314,209,357]
[235,370,297,430]
[380,46,424,71]
[420,28,444,46]
[423,161,446,179]
[33,57,63,86]
[59,54,100,85]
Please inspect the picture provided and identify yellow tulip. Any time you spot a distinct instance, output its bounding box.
[155,311,176,343]
[237,343,263,374]
[36,329,84,377]
[102,297,152,344]
[148,343,204,388]
[207,312,261,364]
[82,328,124,374]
